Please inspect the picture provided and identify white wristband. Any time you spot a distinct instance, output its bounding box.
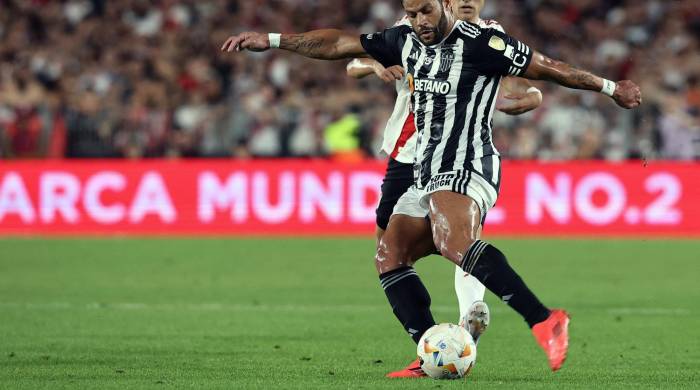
[601,79,616,97]
[268,33,281,48]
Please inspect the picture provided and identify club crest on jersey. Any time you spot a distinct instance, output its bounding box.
[438,52,455,72]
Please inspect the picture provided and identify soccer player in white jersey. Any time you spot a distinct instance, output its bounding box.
[345,0,542,377]
[222,0,641,375]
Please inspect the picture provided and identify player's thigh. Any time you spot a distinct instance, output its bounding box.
[427,190,482,264]
[376,213,433,274]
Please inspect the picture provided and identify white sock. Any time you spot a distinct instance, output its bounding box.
[454,265,486,322]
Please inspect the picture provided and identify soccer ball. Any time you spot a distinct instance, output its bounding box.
[417,323,477,379]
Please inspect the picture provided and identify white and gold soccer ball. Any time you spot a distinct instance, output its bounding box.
[417,323,477,379]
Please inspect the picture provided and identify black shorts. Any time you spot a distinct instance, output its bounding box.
[376,158,415,230]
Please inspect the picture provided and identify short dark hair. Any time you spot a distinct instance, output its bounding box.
[398,0,444,9]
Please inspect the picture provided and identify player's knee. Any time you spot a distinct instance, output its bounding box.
[431,215,482,264]
[375,236,409,274]
[450,238,478,264]
[434,230,477,264]
[374,245,397,274]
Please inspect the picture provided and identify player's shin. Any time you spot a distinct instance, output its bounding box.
[461,241,550,328]
[379,266,436,343]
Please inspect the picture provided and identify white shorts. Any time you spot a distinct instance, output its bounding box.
[392,170,498,221]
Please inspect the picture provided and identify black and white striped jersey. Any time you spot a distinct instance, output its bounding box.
[360,20,533,190]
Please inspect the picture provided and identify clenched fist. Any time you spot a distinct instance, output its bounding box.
[376,65,406,83]
[612,80,642,109]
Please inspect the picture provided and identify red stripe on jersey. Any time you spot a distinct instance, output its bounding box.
[390,112,416,159]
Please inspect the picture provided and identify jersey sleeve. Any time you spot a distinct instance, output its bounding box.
[473,28,533,77]
[360,26,406,68]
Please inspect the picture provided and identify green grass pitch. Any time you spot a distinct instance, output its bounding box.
[1,238,699,389]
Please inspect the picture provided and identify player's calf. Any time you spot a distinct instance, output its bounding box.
[376,215,437,343]
[461,240,569,371]
[461,241,551,328]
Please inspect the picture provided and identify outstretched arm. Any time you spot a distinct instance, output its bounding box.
[346,58,406,83]
[524,52,641,109]
[497,77,542,115]
[221,30,368,60]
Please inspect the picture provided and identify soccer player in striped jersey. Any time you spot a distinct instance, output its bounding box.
[346,1,542,377]
[222,0,642,374]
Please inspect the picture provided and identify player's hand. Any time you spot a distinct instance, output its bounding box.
[221,32,270,53]
[612,80,642,109]
[496,91,542,116]
[376,65,405,83]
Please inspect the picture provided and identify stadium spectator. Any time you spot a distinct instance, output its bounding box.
[0,0,698,160]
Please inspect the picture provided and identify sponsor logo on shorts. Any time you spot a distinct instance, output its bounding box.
[425,173,457,192]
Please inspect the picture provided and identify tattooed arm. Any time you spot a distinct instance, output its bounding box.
[524,52,642,109]
[280,31,367,59]
[221,30,367,60]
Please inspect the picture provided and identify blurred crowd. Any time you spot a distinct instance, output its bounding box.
[0,0,699,160]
